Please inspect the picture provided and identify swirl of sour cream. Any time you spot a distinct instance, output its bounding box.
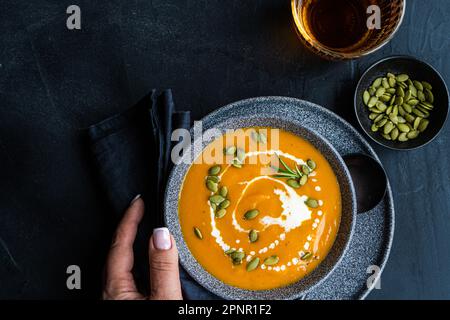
[209,150,313,251]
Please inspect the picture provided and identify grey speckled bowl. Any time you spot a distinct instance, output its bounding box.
[164,98,357,300]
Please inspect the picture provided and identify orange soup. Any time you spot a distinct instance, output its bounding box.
[178,128,341,290]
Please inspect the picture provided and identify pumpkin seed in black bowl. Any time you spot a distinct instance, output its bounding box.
[354,56,449,150]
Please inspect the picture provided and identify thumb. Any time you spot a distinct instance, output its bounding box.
[149,228,183,300]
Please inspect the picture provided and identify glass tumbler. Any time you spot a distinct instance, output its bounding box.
[291,0,406,60]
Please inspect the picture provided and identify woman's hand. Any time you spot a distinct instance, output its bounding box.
[102,196,183,300]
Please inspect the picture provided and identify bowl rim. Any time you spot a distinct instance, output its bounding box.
[354,55,450,151]
[164,98,357,300]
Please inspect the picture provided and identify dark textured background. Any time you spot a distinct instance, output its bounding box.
[0,0,449,299]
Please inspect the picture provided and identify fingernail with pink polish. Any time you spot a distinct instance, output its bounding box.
[153,228,172,250]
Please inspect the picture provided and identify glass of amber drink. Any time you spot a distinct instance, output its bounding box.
[291,0,406,60]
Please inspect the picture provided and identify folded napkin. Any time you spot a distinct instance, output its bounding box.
[87,89,216,299]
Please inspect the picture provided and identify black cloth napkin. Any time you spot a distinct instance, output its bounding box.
[88,90,186,220]
[87,89,217,299]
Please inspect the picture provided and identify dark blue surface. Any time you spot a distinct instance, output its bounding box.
[0,0,449,299]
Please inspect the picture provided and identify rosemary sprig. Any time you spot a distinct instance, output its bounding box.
[271,154,317,189]
[272,153,302,180]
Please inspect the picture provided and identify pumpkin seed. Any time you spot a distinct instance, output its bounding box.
[390,127,399,141]
[385,113,398,124]
[376,118,388,127]
[398,105,406,116]
[370,107,383,114]
[287,179,300,189]
[422,81,432,90]
[395,96,404,105]
[374,114,384,123]
[301,165,311,175]
[250,130,259,143]
[232,159,243,168]
[379,95,391,102]
[388,114,398,124]
[208,165,221,176]
[388,77,396,88]
[369,113,378,120]
[387,72,396,78]
[413,117,422,130]
[408,99,419,106]
[407,130,419,139]
[405,114,415,124]
[246,257,260,271]
[209,194,225,204]
[211,203,217,210]
[387,88,396,94]
[249,230,258,243]
[402,103,412,113]
[301,252,313,260]
[383,121,395,135]
[194,227,203,240]
[418,119,429,132]
[232,258,243,265]
[236,148,246,162]
[219,199,231,209]
[382,78,390,89]
[369,86,376,96]
[231,251,245,260]
[376,102,387,112]
[396,87,405,97]
[417,90,426,102]
[207,175,220,183]
[264,256,279,266]
[371,124,379,132]
[404,89,412,101]
[299,174,308,186]
[368,96,378,107]
[396,74,409,82]
[392,106,398,116]
[215,209,226,219]
[224,146,236,155]
[373,78,382,88]
[244,209,259,220]
[398,132,409,142]
[412,108,426,117]
[225,248,235,255]
[397,116,406,124]
[397,123,411,133]
[363,91,370,105]
[386,106,393,115]
[376,87,386,97]
[382,133,392,140]
[305,198,319,208]
[206,180,218,192]
[413,80,423,91]
[307,159,317,170]
[259,132,267,144]
[409,85,416,97]
[219,186,228,197]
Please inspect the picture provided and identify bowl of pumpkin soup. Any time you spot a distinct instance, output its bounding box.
[165,117,356,299]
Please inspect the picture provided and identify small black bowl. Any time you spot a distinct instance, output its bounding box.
[354,56,449,150]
